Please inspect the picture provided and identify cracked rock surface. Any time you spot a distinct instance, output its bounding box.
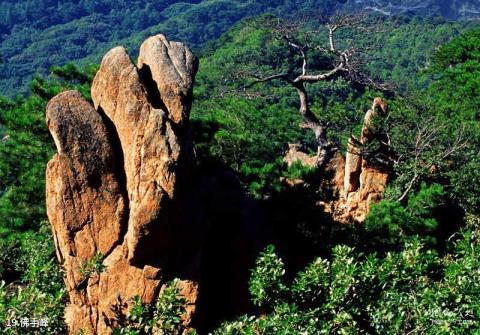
[46,34,199,334]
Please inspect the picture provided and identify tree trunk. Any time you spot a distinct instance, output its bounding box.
[294,82,331,166]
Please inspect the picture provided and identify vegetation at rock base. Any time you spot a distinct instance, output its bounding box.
[112,280,191,335]
[215,214,480,334]
[0,224,66,334]
[0,7,479,335]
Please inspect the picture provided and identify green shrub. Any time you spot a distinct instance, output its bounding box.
[113,279,190,335]
[215,216,480,334]
[154,279,187,335]
[78,253,106,279]
[0,225,66,334]
[113,295,153,335]
[249,245,286,308]
[365,183,445,249]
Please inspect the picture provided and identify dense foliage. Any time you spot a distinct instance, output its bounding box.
[0,224,66,334]
[0,0,348,97]
[112,279,191,335]
[215,214,480,334]
[1,0,478,97]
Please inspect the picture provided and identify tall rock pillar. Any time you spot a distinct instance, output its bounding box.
[46,34,199,334]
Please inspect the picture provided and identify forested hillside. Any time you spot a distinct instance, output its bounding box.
[0,0,336,96]
[0,5,480,335]
[1,0,479,97]
[347,0,480,19]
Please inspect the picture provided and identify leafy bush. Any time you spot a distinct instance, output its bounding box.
[449,150,480,213]
[154,279,187,335]
[365,183,445,248]
[249,245,286,307]
[0,240,19,280]
[78,252,106,279]
[215,215,480,334]
[113,295,153,335]
[113,279,192,335]
[365,200,411,247]
[0,225,66,334]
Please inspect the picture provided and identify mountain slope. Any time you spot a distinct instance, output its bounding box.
[0,0,479,97]
[344,0,480,19]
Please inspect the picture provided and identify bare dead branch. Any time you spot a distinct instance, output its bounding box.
[295,65,345,83]
[229,14,394,166]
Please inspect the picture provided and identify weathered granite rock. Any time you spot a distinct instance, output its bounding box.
[46,34,199,334]
[284,98,390,224]
[137,35,197,125]
[338,97,390,222]
[91,34,198,265]
[283,143,318,168]
[343,138,362,194]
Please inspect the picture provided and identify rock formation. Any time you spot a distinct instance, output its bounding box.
[284,98,390,223]
[284,143,318,169]
[338,97,389,222]
[46,34,199,334]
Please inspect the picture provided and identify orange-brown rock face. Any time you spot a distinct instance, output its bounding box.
[46,34,199,334]
[335,97,390,222]
[283,143,319,168]
[284,98,390,224]
[336,159,389,223]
